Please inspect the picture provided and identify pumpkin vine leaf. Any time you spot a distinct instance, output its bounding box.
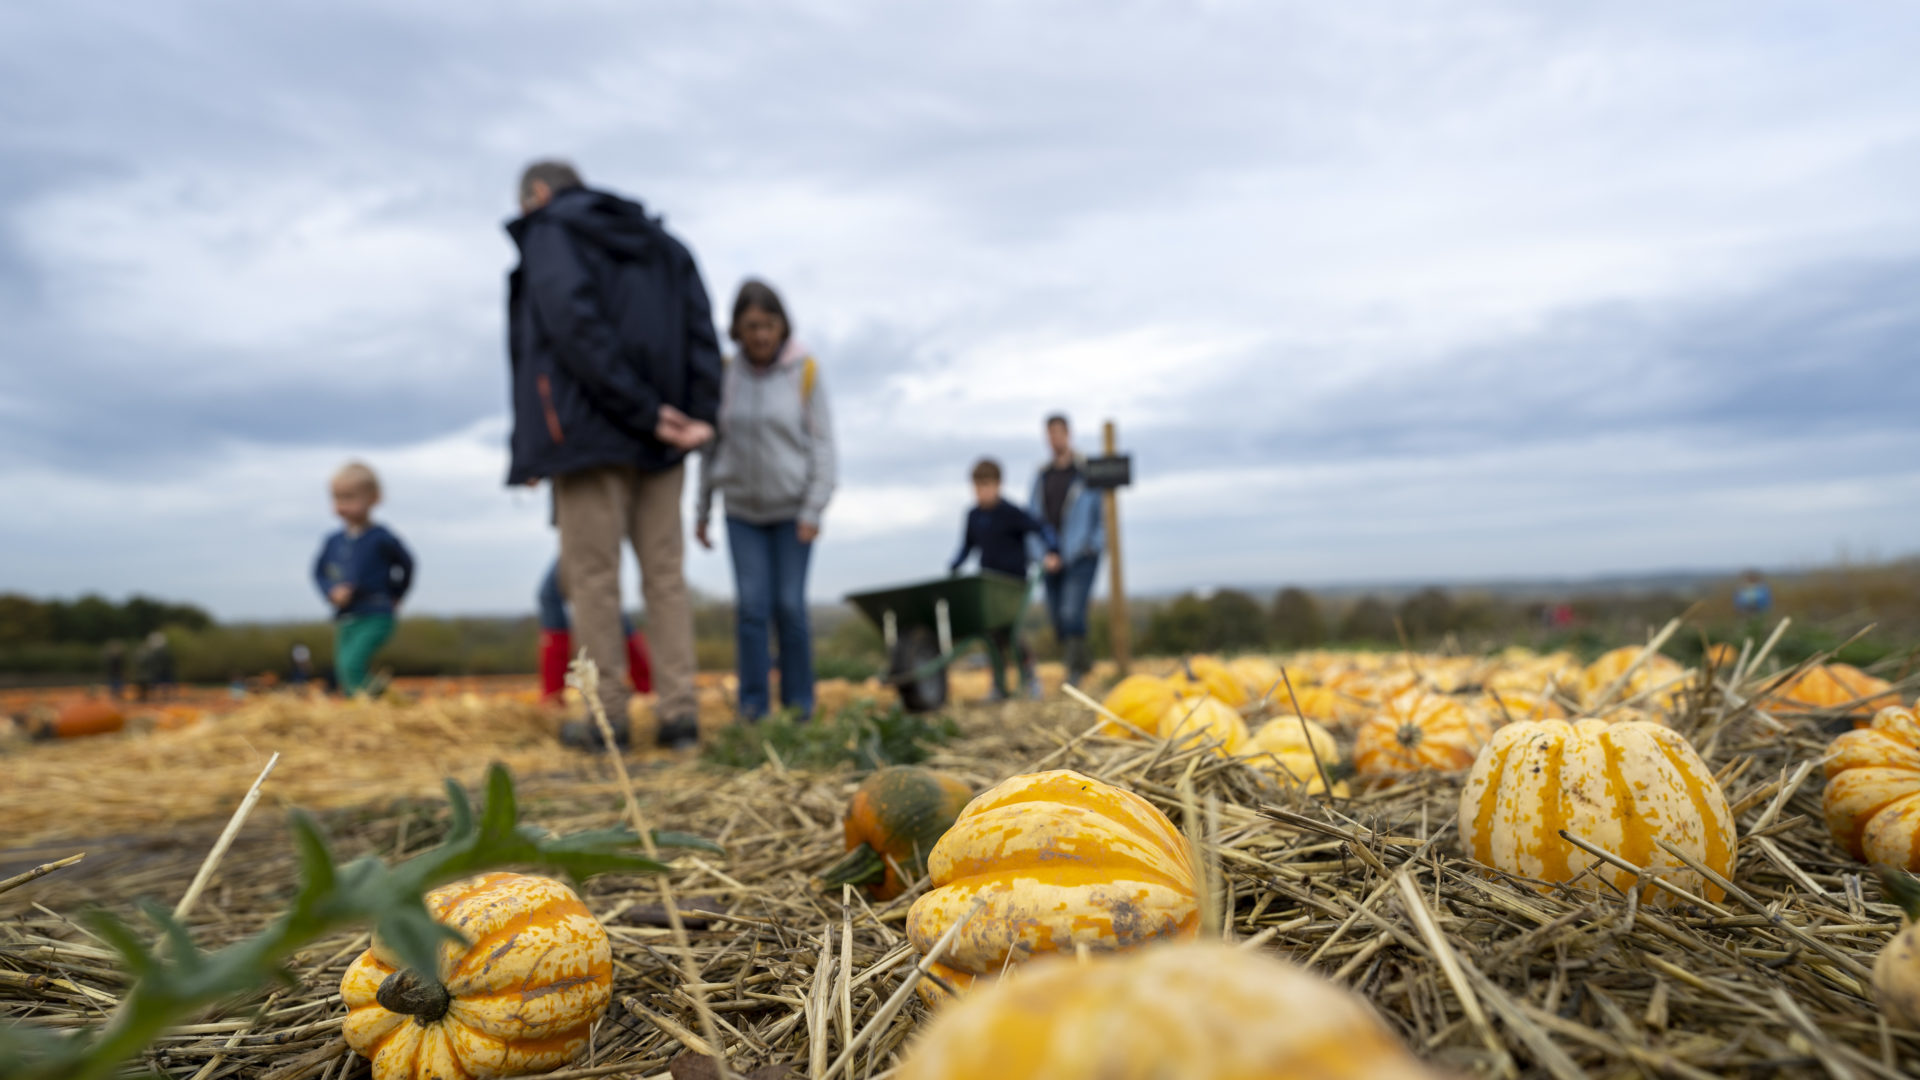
[0,762,719,1080]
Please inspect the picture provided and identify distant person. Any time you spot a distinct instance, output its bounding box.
[1734,569,1772,617]
[289,642,313,687]
[536,559,652,701]
[951,458,1061,700]
[135,630,175,701]
[313,461,414,696]
[695,280,837,721]
[1028,414,1104,688]
[102,639,126,700]
[505,159,721,752]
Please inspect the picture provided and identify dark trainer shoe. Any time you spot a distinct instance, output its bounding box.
[655,716,700,751]
[560,718,630,752]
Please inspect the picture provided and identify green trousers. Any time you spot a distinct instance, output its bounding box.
[334,613,395,695]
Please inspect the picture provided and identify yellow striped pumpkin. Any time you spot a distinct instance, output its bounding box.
[1458,719,1735,905]
[1823,706,1920,870]
[1353,692,1491,779]
[905,771,1198,1005]
[341,872,611,1079]
[894,943,1441,1080]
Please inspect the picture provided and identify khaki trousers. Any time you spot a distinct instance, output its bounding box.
[554,464,697,725]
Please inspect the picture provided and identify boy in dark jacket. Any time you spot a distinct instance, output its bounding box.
[951,459,1060,699]
[313,461,413,695]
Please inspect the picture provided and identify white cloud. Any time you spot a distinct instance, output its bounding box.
[5,0,1920,617]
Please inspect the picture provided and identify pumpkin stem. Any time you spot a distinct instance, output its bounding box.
[1876,865,1920,923]
[1394,723,1424,750]
[818,842,887,890]
[376,968,451,1025]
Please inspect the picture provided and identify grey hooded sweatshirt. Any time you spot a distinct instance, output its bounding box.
[695,338,837,528]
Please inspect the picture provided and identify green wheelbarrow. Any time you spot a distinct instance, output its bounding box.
[846,569,1037,711]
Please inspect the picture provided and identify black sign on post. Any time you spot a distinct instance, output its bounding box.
[1084,454,1132,491]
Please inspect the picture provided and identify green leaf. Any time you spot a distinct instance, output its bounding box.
[443,775,475,839]
[288,811,337,910]
[84,910,157,979]
[139,901,202,975]
[650,830,725,855]
[375,901,465,981]
[36,765,717,1080]
[479,763,518,841]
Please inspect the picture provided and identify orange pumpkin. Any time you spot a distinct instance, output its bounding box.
[1823,706,1920,870]
[1159,695,1250,757]
[905,771,1198,1004]
[1352,692,1491,779]
[894,943,1440,1080]
[1771,663,1900,720]
[1460,718,1735,905]
[1098,674,1176,738]
[818,766,973,900]
[341,872,611,1079]
[32,700,126,740]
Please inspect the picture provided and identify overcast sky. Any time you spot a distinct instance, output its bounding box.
[4,2,1919,620]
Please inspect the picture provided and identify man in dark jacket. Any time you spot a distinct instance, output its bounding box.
[506,160,722,750]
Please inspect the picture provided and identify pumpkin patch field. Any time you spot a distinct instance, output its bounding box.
[5,634,1920,1078]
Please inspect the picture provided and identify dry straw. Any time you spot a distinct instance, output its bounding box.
[3,639,1920,1077]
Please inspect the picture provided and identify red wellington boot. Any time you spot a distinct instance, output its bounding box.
[626,630,654,694]
[539,630,572,702]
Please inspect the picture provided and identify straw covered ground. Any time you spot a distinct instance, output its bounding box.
[3,644,1920,1079]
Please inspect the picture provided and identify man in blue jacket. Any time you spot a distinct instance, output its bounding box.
[506,160,722,751]
[1029,414,1105,688]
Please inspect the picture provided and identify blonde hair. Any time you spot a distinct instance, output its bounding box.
[331,461,381,501]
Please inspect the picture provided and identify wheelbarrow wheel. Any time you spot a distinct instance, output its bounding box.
[892,626,948,713]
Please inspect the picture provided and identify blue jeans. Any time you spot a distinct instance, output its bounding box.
[726,518,815,718]
[1044,555,1100,638]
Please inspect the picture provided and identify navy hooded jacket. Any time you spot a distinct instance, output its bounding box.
[505,186,724,484]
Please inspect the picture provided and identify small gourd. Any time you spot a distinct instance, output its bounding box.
[1353,692,1491,779]
[1098,675,1176,738]
[893,943,1442,1080]
[905,770,1198,1004]
[1458,718,1736,906]
[1159,695,1250,757]
[341,872,611,1080]
[1241,716,1347,796]
[818,766,972,900]
[1822,706,1920,870]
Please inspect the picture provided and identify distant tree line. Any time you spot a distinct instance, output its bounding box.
[0,593,213,648]
[1137,585,1698,657]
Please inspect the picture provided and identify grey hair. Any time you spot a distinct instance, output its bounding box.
[518,160,583,202]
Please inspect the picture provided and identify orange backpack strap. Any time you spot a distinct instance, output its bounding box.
[801,356,818,402]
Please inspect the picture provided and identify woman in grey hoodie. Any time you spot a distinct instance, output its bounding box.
[695,280,836,719]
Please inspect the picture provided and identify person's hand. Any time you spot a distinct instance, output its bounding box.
[797,521,819,544]
[328,584,353,608]
[655,405,714,450]
[695,520,713,549]
[674,418,715,449]
[1043,552,1063,573]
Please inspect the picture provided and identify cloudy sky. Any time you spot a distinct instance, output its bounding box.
[4,1,1919,620]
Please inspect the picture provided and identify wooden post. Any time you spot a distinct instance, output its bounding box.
[1102,420,1131,675]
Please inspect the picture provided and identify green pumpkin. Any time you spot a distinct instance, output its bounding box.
[819,766,973,900]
